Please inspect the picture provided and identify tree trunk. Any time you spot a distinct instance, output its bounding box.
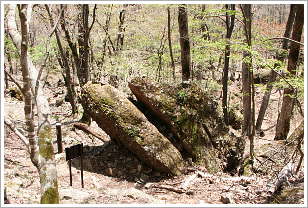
[167,7,176,81]
[101,5,113,64]
[256,4,296,132]
[77,4,90,85]
[178,5,191,81]
[240,4,254,161]
[4,62,9,89]
[275,4,304,140]
[287,119,304,144]
[222,4,235,125]
[241,4,252,136]
[116,8,126,51]
[14,4,59,203]
[60,4,97,124]
[45,5,77,115]
[156,28,166,82]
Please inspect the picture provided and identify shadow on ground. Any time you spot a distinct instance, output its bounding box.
[70,141,171,183]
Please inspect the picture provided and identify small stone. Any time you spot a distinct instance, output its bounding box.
[63,195,72,200]
[60,187,90,203]
[186,190,194,195]
[105,168,113,176]
[220,193,234,204]
[144,183,153,189]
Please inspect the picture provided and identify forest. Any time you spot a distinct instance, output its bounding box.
[2,3,305,205]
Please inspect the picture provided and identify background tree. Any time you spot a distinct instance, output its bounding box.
[222,4,235,124]
[60,4,97,124]
[240,4,254,160]
[116,7,126,51]
[255,4,296,133]
[3,4,304,203]
[275,4,304,140]
[167,7,176,81]
[178,4,191,81]
[45,5,78,115]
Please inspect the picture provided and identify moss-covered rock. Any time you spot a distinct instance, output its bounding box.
[81,82,184,175]
[129,77,244,173]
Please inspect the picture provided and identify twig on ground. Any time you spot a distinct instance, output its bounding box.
[73,122,109,142]
[151,184,187,194]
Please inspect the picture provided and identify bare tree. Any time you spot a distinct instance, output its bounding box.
[256,4,296,133]
[100,5,114,65]
[167,7,176,81]
[156,28,167,82]
[222,4,235,124]
[178,5,191,81]
[45,5,78,115]
[116,8,126,51]
[60,4,97,124]
[275,4,304,140]
[6,4,59,203]
[240,4,254,160]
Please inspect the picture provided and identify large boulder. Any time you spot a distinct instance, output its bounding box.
[81,82,184,175]
[129,77,244,173]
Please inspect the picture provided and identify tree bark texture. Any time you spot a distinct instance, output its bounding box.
[241,4,252,137]
[287,119,304,144]
[77,4,90,85]
[167,7,176,81]
[256,4,296,132]
[275,4,304,140]
[241,4,255,161]
[178,5,191,81]
[9,4,59,203]
[222,4,235,125]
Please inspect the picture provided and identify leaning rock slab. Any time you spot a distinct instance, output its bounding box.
[81,82,184,175]
[129,77,244,173]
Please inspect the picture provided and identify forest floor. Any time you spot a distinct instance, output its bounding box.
[3,77,304,205]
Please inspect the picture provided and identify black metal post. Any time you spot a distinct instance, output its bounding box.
[80,143,84,188]
[69,160,72,186]
[56,122,63,153]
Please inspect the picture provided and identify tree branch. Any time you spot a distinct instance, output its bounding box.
[4,119,30,153]
[264,37,304,46]
[47,5,64,37]
[4,69,24,94]
[89,4,97,33]
[73,122,109,142]
[271,70,304,117]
